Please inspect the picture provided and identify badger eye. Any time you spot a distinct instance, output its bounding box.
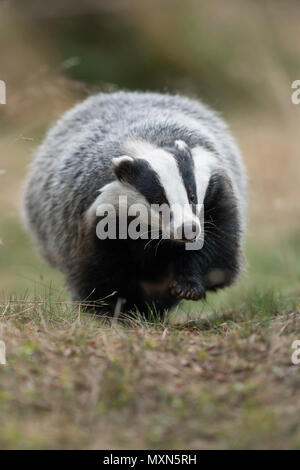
[189,192,196,203]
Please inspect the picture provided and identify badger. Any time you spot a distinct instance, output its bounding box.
[23,91,247,316]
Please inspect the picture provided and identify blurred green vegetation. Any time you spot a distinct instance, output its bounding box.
[0,216,65,299]
[14,0,300,113]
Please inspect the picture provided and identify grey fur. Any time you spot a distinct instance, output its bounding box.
[22,91,247,310]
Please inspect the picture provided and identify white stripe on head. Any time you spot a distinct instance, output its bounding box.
[123,139,198,235]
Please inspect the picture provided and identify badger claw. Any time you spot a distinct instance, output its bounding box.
[169,279,205,301]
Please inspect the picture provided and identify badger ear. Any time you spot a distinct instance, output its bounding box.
[112,155,135,183]
[174,140,188,151]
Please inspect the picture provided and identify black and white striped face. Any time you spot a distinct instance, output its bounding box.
[110,140,215,242]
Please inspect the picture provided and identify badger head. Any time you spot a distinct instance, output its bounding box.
[88,139,223,244]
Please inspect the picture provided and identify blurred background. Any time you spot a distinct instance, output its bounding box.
[1,0,300,309]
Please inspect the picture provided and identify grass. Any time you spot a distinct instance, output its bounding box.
[0,216,300,449]
[0,294,300,449]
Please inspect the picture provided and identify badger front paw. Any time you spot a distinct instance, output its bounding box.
[169,279,205,300]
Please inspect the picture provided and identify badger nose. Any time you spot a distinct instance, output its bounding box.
[176,221,200,241]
